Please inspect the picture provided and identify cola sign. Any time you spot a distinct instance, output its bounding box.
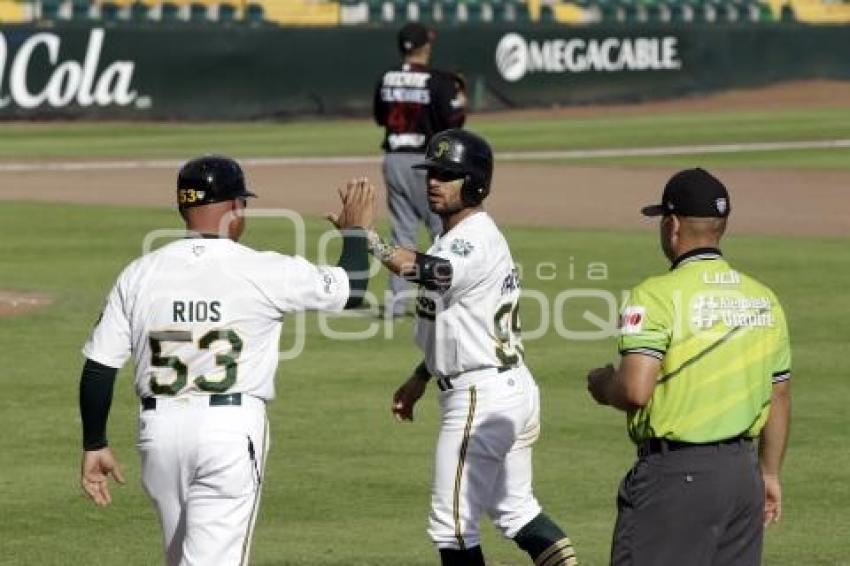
[0,28,150,110]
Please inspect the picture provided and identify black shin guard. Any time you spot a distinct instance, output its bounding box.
[439,546,486,566]
[513,513,577,565]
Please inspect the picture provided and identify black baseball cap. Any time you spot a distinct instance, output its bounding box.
[398,23,432,54]
[177,155,257,209]
[641,168,731,218]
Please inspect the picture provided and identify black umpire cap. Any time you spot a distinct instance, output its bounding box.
[642,168,731,218]
[398,23,433,54]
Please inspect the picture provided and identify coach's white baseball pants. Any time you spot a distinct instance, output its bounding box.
[137,395,269,566]
[428,365,543,550]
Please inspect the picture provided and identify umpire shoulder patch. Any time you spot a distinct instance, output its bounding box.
[620,306,646,335]
[450,238,474,257]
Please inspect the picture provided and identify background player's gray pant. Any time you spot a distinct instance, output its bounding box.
[383,152,442,316]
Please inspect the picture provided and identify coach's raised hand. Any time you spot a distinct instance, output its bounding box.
[327,177,376,231]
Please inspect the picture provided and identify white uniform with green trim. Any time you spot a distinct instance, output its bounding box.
[618,248,791,444]
[83,237,349,566]
[414,212,544,550]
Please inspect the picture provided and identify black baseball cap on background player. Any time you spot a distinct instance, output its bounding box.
[398,23,433,54]
[641,168,731,218]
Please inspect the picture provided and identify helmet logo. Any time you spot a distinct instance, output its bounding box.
[435,140,450,159]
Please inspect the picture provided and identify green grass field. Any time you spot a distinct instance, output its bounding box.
[2,104,849,564]
[3,106,850,169]
[1,198,848,565]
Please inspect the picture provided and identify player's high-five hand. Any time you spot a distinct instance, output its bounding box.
[327,177,376,231]
[80,447,125,507]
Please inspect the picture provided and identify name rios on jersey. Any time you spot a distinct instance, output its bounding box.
[173,300,221,323]
[381,71,431,104]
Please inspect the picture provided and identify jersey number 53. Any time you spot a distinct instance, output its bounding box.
[148,329,243,395]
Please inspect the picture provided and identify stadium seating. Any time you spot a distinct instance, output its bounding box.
[415,0,435,20]
[244,2,264,22]
[129,1,151,21]
[767,0,850,22]
[345,0,545,23]
[218,1,235,22]
[0,0,257,23]
[39,0,61,19]
[9,0,849,26]
[100,1,121,20]
[71,0,92,19]
[0,0,29,21]
[159,1,179,21]
[258,0,339,25]
[189,1,208,21]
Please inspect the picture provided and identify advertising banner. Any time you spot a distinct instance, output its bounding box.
[1,24,848,119]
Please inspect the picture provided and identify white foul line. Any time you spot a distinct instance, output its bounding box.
[1,139,848,173]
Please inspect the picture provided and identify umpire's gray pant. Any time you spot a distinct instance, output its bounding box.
[383,152,442,316]
[611,438,763,566]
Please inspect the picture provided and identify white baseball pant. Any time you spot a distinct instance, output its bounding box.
[428,366,543,550]
[137,394,268,566]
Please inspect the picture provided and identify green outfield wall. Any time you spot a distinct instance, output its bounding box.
[0,23,848,120]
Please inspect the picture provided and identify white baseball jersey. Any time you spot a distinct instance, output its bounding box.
[415,211,524,378]
[415,212,564,553]
[83,237,349,401]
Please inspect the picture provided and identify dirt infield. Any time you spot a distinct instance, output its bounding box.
[0,291,53,319]
[1,162,846,237]
[0,81,848,237]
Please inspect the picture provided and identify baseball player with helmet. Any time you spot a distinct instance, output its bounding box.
[373,22,467,317]
[364,129,578,565]
[77,155,375,565]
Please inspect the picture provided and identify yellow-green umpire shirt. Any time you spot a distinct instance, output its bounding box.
[618,248,791,444]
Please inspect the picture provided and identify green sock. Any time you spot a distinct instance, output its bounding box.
[513,513,577,565]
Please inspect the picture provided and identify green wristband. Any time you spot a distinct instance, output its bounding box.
[413,361,431,382]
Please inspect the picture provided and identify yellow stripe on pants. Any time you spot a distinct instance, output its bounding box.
[453,386,477,550]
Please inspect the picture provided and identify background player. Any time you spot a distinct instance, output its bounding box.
[78,156,375,565]
[373,22,467,318]
[365,129,577,566]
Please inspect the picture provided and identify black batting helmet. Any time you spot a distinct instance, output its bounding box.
[177,155,257,209]
[413,129,494,207]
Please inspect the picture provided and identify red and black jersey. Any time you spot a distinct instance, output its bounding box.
[373,63,466,153]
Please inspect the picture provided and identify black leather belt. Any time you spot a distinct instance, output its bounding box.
[142,393,242,411]
[637,435,751,458]
[435,366,514,391]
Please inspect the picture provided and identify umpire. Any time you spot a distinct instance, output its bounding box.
[373,23,466,317]
[586,168,792,566]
